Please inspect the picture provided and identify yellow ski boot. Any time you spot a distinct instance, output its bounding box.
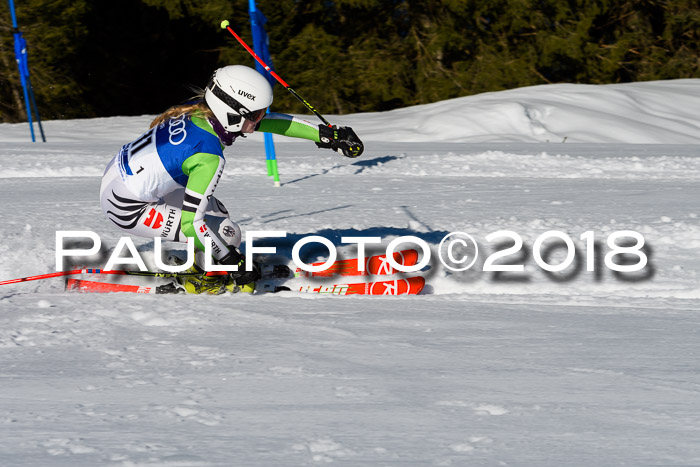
[169,255,256,295]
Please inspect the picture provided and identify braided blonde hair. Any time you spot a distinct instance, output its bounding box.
[149,90,215,129]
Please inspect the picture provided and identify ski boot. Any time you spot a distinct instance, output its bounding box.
[223,261,261,294]
[167,254,255,295]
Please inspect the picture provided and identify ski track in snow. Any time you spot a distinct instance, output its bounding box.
[1,80,700,465]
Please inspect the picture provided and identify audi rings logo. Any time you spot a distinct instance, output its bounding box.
[168,115,187,146]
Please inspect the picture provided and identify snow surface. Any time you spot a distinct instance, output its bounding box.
[1,79,699,465]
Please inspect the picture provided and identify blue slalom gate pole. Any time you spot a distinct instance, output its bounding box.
[8,0,45,142]
[249,0,280,186]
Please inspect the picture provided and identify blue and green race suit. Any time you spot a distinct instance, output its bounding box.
[112,112,321,259]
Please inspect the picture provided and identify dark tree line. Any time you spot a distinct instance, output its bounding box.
[1,0,698,123]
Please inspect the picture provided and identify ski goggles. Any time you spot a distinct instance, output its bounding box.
[228,108,266,127]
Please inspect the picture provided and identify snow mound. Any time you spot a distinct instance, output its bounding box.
[1,79,699,144]
[345,79,700,143]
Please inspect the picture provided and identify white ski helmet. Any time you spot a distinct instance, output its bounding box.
[204,65,273,132]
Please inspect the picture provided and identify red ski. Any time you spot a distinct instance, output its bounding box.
[66,276,425,296]
[66,278,157,294]
[297,249,419,277]
[64,250,426,296]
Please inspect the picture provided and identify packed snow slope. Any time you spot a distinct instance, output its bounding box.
[0,79,699,466]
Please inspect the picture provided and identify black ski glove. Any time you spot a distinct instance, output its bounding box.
[218,248,261,285]
[316,125,364,158]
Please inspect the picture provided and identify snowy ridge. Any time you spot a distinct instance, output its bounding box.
[1,79,699,144]
[348,79,700,143]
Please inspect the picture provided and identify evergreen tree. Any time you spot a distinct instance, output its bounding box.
[0,0,697,123]
[0,0,88,122]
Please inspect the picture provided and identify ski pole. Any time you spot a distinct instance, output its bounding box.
[0,269,228,286]
[220,19,333,127]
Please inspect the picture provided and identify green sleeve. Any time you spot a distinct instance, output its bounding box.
[257,112,321,142]
[180,152,225,252]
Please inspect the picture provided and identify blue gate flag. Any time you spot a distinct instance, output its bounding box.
[249,0,280,186]
[8,0,45,142]
[13,31,30,84]
[249,1,276,89]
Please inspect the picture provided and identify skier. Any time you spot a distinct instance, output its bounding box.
[99,65,363,294]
